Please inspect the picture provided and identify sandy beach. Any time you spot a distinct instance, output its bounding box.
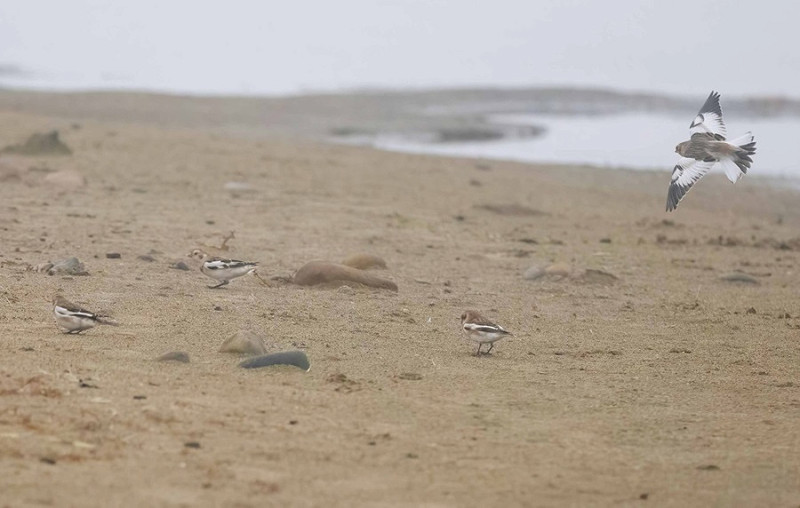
[1,91,799,507]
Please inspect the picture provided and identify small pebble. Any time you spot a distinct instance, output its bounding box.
[219,330,267,355]
[239,351,310,371]
[106,252,121,259]
[156,351,190,363]
[184,442,201,449]
[138,255,156,263]
[170,261,190,271]
[719,272,759,284]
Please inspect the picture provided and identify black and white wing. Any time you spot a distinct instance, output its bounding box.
[463,322,510,335]
[689,91,726,139]
[205,258,257,270]
[54,297,98,320]
[666,157,715,212]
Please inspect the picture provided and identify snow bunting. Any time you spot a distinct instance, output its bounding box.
[189,249,258,288]
[667,91,756,212]
[460,310,512,356]
[53,295,118,334]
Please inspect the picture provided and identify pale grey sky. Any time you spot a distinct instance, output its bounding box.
[0,0,797,97]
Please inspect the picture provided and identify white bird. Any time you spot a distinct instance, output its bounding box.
[189,249,259,289]
[667,91,756,212]
[53,295,118,334]
[460,310,512,356]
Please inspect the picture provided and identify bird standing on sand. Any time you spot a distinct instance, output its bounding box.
[460,310,512,356]
[53,295,118,334]
[189,249,259,288]
[666,91,756,212]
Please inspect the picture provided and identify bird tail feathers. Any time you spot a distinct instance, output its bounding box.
[727,131,756,177]
[97,316,120,326]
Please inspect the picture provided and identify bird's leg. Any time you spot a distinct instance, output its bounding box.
[208,280,229,289]
[486,343,494,355]
[475,343,483,356]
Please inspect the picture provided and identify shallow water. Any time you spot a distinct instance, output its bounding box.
[359,112,800,180]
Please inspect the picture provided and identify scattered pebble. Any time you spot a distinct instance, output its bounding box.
[746,307,757,314]
[170,261,190,271]
[48,257,88,276]
[398,372,422,381]
[2,130,72,156]
[184,441,201,449]
[106,252,121,259]
[523,262,571,281]
[576,269,618,285]
[476,204,548,216]
[239,351,310,371]
[218,330,267,356]
[138,255,157,262]
[719,272,759,284]
[156,351,190,363]
[696,464,720,471]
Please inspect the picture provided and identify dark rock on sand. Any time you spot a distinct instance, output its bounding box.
[170,261,190,271]
[476,204,548,216]
[719,272,760,285]
[2,130,72,156]
[293,261,397,291]
[48,257,88,276]
[239,351,310,371]
[156,351,190,363]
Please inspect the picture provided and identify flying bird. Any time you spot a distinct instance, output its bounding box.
[666,91,756,212]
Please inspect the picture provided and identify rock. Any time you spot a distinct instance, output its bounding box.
[239,351,310,371]
[398,372,422,381]
[523,262,571,281]
[156,351,190,363]
[105,252,121,259]
[48,257,88,276]
[219,330,267,356]
[170,261,190,271]
[43,169,86,189]
[2,130,72,156]
[576,269,618,285]
[341,253,387,270]
[719,272,759,284]
[293,261,397,291]
[475,204,548,216]
[137,255,156,262]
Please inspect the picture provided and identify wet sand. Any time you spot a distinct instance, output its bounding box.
[1,92,799,507]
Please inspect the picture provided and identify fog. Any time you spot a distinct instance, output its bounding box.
[1,0,797,97]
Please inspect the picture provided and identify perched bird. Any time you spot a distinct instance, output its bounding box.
[460,310,512,356]
[189,249,259,289]
[666,91,756,212]
[53,295,118,334]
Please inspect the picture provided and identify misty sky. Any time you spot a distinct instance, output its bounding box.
[0,0,797,97]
